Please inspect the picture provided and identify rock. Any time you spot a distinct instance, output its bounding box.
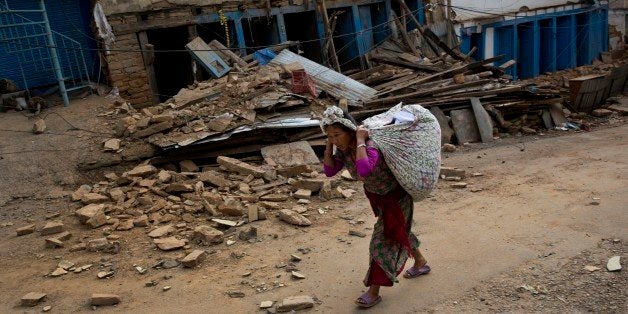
[192,225,224,245]
[103,139,121,151]
[277,165,311,178]
[442,144,456,152]
[339,188,355,198]
[116,219,134,231]
[238,183,251,194]
[247,204,259,222]
[108,188,125,202]
[133,119,173,138]
[97,271,114,279]
[43,305,52,312]
[198,170,230,187]
[81,193,109,205]
[162,286,171,291]
[41,221,64,236]
[218,199,244,216]
[148,225,175,238]
[45,238,64,248]
[217,156,265,177]
[291,254,302,262]
[157,170,172,183]
[451,182,468,189]
[291,271,306,279]
[591,108,613,117]
[290,178,327,193]
[21,292,46,306]
[443,176,462,181]
[154,237,185,251]
[86,238,110,252]
[261,194,289,202]
[319,181,336,200]
[227,291,245,298]
[16,224,36,236]
[260,201,281,210]
[69,243,86,252]
[470,187,483,192]
[125,164,158,178]
[78,202,104,219]
[90,294,121,306]
[260,301,274,309]
[86,209,108,229]
[181,250,207,268]
[164,183,194,193]
[133,215,149,227]
[71,185,91,201]
[238,227,257,241]
[607,256,621,271]
[150,114,173,123]
[292,205,307,214]
[50,267,67,277]
[608,104,628,115]
[260,141,319,167]
[440,167,466,179]
[32,118,46,134]
[211,219,238,227]
[277,295,314,312]
[293,189,312,200]
[226,240,236,246]
[584,265,601,272]
[58,260,75,270]
[340,170,355,181]
[349,230,366,238]
[279,209,311,226]
[179,160,199,172]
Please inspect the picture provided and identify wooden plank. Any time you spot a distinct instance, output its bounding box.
[366,79,490,108]
[209,40,248,68]
[137,31,160,104]
[469,97,493,143]
[369,55,441,73]
[348,64,387,80]
[549,103,567,126]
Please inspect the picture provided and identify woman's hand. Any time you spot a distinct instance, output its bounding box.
[356,126,369,144]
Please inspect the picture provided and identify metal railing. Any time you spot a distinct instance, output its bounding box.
[0,0,91,106]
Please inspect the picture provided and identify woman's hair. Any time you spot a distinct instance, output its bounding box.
[325,108,358,134]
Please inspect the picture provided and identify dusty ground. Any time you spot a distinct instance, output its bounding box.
[0,95,626,313]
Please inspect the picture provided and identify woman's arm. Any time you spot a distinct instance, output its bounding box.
[323,140,344,177]
[355,146,380,178]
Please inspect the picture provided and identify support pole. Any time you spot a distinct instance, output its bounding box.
[40,0,69,106]
[317,0,341,72]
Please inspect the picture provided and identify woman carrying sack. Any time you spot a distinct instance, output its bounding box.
[321,106,431,309]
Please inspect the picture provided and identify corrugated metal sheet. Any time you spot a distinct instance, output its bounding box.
[270,50,377,106]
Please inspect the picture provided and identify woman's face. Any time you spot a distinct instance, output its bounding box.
[326,124,353,153]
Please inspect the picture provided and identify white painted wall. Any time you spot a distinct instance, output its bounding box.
[451,0,577,21]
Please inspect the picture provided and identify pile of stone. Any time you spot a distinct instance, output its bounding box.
[64,155,355,257]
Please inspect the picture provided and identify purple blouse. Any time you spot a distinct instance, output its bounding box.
[324,146,381,178]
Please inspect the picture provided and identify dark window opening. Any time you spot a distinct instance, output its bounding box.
[329,8,361,71]
[284,11,323,63]
[241,16,280,54]
[146,26,194,102]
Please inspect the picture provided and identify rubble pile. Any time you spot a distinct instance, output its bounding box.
[64,157,356,253]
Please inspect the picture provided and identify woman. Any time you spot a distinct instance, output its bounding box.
[321,106,430,308]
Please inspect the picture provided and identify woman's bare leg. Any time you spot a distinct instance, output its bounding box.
[411,248,427,268]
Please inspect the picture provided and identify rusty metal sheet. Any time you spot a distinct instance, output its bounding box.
[270,50,377,106]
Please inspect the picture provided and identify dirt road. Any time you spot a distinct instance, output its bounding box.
[0,110,626,313]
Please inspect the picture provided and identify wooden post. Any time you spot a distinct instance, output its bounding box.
[137,31,160,104]
[188,25,203,83]
[394,0,467,61]
[317,0,341,72]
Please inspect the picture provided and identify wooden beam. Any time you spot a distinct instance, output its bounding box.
[316,0,341,72]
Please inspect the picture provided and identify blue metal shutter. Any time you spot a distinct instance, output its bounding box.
[0,0,96,90]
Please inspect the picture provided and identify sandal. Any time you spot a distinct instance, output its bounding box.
[403,264,431,279]
[355,292,382,308]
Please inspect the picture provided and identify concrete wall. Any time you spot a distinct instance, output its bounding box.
[608,0,626,50]
[451,0,576,21]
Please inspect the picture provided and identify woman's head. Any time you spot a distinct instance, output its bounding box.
[321,106,358,153]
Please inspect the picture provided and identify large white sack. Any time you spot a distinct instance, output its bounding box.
[363,103,441,201]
